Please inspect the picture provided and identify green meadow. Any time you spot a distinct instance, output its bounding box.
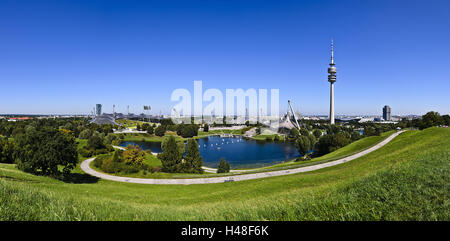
[0,127,448,220]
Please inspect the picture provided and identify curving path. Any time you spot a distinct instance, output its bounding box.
[81,131,405,185]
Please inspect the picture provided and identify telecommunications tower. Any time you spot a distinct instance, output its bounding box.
[328,39,337,124]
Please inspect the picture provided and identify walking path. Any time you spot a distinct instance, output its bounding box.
[81,131,404,185]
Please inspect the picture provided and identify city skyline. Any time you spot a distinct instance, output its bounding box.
[1,0,449,116]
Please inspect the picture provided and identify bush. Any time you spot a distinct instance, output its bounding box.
[295,155,311,162]
[101,158,121,173]
[123,145,146,166]
[151,166,161,173]
[121,165,140,174]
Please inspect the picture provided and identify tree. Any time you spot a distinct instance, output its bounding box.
[15,127,78,177]
[217,158,230,173]
[105,133,118,145]
[159,136,183,173]
[203,124,209,132]
[364,126,376,136]
[313,129,322,139]
[147,125,154,135]
[442,115,450,126]
[288,128,299,139]
[183,139,203,173]
[161,136,185,155]
[295,135,311,156]
[160,118,174,126]
[155,125,166,137]
[87,135,105,149]
[315,133,351,156]
[176,123,185,136]
[136,123,141,131]
[351,131,361,141]
[421,111,443,129]
[307,134,316,146]
[256,127,261,135]
[0,137,15,164]
[274,135,280,141]
[179,124,199,138]
[78,129,92,139]
[300,129,309,136]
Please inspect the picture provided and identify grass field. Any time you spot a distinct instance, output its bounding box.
[0,127,448,220]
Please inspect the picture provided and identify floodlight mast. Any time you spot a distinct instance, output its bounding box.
[288,100,300,129]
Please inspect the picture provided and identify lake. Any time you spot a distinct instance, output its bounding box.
[120,135,300,169]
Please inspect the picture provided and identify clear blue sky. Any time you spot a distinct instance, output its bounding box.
[1,0,449,116]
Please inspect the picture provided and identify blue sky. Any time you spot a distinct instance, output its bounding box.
[0,0,449,116]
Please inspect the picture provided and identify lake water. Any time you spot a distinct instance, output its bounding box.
[120,135,300,168]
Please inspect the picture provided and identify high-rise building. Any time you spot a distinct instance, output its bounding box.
[95,104,102,116]
[328,39,337,124]
[383,105,391,121]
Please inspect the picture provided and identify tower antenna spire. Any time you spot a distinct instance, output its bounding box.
[330,38,334,64]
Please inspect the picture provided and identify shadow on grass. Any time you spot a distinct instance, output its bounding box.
[61,173,99,184]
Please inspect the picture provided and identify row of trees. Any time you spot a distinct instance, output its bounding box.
[158,136,203,173]
[397,111,449,130]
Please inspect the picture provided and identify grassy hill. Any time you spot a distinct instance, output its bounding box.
[0,127,448,220]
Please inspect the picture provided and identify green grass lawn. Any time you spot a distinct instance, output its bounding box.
[250,134,285,141]
[1,127,448,220]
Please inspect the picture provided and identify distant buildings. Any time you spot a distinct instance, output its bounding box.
[90,114,119,125]
[96,104,102,116]
[383,105,391,121]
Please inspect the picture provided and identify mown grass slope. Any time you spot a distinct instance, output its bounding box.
[0,127,448,220]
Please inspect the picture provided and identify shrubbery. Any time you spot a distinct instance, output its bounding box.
[94,146,150,174]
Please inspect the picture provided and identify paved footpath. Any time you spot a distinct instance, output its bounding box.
[81,131,404,185]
